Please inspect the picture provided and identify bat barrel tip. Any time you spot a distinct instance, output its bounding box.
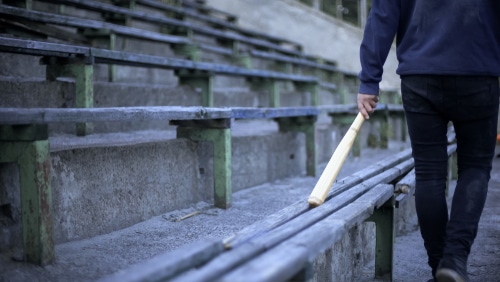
[308,196,324,207]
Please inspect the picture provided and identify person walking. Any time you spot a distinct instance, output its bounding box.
[356,1,500,281]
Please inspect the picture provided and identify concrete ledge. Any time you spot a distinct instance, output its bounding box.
[1,125,333,244]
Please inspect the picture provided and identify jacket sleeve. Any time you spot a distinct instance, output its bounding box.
[358,0,400,95]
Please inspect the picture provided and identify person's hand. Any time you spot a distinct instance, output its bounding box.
[357,93,379,120]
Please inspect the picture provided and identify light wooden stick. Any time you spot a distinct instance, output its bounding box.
[308,112,365,207]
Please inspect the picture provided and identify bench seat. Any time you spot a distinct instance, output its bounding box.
[97,150,418,282]
[0,105,321,265]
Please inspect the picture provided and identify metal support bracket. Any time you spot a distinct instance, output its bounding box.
[80,29,118,82]
[333,71,349,104]
[0,124,54,266]
[277,116,318,177]
[371,109,390,149]
[176,70,214,107]
[42,56,95,136]
[248,78,280,107]
[173,43,202,61]
[294,81,319,106]
[366,197,395,281]
[172,119,232,209]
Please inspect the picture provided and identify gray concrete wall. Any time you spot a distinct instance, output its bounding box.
[0,119,356,245]
[204,0,401,92]
[27,127,333,244]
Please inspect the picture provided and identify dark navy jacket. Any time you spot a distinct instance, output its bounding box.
[358,0,500,95]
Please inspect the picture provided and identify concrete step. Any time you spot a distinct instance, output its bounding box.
[1,117,355,246]
[0,141,416,282]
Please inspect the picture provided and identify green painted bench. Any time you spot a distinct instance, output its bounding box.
[0,37,323,135]
[25,0,316,80]
[14,0,302,58]
[97,149,421,282]
[6,0,346,83]
[0,4,190,46]
[98,141,458,282]
[0,105,320,265]
[178,0,238,24]
[120,0,301,51]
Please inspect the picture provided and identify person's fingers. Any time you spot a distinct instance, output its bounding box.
[357,93,379,120]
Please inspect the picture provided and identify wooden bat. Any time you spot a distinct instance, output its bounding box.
[308,112,365,207]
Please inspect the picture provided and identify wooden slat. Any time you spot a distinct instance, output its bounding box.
[170,181,386,282]
[169,163,408,282]
[319,81,337,91]
[0,37,317,82]
[34,0,302,56]
[223,150,412,248]
[0,36,90,58]
[91,48,318,82]
[0,4,190,44]
[230,106,318,119]
[198,44,233,56]
[180,0,236,22]
[218,184,394,282]
[0,106,323,125]
[97,239,225,282]
[250,49,338,72]
[377,103,405,112]
[137,0,300,48]
[317,104,358,114]
[0,106,232,124]
[0,18,89,44]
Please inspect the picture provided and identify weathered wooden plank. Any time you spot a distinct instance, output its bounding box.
[198,44,233,56]
[36,0,302,56]
[0,36,90,58]
[318,103,358,114]
[137,0,300,48]
[0,36,316,82]
[319,81,338,91]
[97,239,225,282]
[218,184,394,282]
[250,49,338,72]
[92,48,318,81]
[377,103,405,112]
[170,181,380,282]
[169,160,413,282]
[0,106,232,124]
[0,5,190,44]
[0,18,89,44]
[100,153,413,282]
[224,149,412,248]
[231,107,318,119]
[169,174,401,282]
[179,0,237,23]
